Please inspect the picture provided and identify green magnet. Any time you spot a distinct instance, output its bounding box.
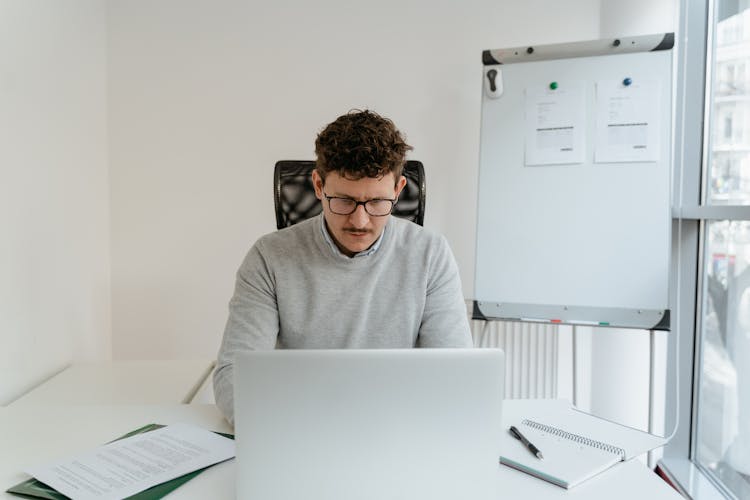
[549,81,558,90]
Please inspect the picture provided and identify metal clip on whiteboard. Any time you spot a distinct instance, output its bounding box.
[484,66,502,99]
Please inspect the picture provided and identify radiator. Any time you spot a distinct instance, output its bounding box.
[471,320,559,399]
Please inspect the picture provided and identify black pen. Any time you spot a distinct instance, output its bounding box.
[509,425,544,460]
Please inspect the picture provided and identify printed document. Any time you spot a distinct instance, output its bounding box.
[25,423,235,500]
[524,81,586,166]
[594,79,660,163]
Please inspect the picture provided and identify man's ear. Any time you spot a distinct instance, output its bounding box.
[312,169,324,200]
[395,175,407,197]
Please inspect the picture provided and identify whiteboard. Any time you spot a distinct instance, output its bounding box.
[474,35,672,330]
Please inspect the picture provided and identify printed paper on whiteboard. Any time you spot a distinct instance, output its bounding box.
[595,80,660,163]
[524,82,586,166]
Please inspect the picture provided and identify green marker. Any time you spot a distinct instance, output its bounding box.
[598,322,610,326]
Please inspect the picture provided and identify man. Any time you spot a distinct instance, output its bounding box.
[213,110,472,424]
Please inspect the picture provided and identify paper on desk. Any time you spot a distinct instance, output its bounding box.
[502,399,665,460]
[564,406,666,460]
[24,422,235,500]
[500,400,666,489]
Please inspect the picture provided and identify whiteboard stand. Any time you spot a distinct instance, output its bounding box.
[572,325,579,407]
[475,35,675,455]
[648,329,657,468]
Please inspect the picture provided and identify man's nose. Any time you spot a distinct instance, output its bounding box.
[348,204,370,227]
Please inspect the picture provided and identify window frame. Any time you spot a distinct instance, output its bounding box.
[661,0,750,497]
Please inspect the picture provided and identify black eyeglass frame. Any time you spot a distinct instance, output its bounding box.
[323,193,398,217]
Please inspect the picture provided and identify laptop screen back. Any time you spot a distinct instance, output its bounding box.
[234,348,504,500]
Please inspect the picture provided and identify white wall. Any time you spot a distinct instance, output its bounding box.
[107,0,601,359]
[600,0,678,37]
[0,0,111,405]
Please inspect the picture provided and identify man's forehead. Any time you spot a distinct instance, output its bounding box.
[324,172,398,196]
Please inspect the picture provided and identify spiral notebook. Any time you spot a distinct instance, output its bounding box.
[500,400,665,489]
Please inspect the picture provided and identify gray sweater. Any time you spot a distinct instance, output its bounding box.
[213,214,472,424]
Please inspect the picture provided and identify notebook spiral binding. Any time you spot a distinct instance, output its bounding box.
[521,419,626,459]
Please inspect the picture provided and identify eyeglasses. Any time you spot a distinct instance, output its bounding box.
[323,193,397,216]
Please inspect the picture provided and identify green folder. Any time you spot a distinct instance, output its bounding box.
[6,424,234,500]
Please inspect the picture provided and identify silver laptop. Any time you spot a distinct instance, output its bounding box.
[234,348,504,500]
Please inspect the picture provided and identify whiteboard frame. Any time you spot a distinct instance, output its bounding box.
[474,34,674,330]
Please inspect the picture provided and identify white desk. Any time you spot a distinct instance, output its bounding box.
[0,401,683,499]
[9,360,215,406]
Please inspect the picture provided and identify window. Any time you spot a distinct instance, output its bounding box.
[695,3,750,496]
[696,220,750,498]
[663,0,750,498]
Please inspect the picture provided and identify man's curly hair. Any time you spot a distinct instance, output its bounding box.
[314,109,413,184]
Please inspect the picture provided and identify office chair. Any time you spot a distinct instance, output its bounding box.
[273,160,426,230]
